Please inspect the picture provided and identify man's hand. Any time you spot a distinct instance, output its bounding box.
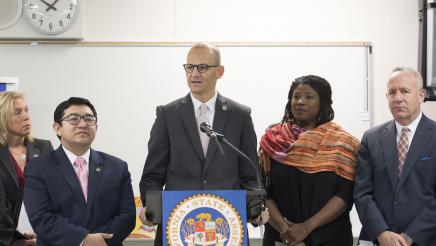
[400,233,414,246]
[249,207,269,225]
[294,243,306,246]
[23,232,36,239]
[11,232,37,246]
[12,239,36,246]
[139,207,157,227]
[377,231,407,246]
[83,233,113,246]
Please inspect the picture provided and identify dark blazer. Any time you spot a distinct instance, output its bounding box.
[23,146,136,246]
[354,114,436,246]
[139,93,259,196]
[0,175,14,246]
[0,138,53,246]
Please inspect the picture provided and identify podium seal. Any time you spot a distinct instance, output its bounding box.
[166,193,244,245]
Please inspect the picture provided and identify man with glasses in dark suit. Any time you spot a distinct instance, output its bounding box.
[139,42,269,245]
[24,97,136,246]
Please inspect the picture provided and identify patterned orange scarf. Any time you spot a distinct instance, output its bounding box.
[259,121,360,181]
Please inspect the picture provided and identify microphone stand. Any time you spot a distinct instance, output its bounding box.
[206,130,266,220]
[212,133,262,191]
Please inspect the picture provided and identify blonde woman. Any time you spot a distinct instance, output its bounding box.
[0,91,53,246]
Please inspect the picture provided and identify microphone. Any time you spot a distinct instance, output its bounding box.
[200,122,223,139]
[199,122,214,136]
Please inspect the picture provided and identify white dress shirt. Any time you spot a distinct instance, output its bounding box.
[190,92,217,126]
[395,112,422,150]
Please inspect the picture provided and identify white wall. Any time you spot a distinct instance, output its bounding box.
[370,0,436,123]
[2,0,436,240]
[81,0,435,122]
[84,0,370,42]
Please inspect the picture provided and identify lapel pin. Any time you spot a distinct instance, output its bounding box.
[33,154,39,158]
[96,164,102,173]
[222,105,228,111]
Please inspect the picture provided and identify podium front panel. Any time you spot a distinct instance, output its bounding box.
[162,190,248,246]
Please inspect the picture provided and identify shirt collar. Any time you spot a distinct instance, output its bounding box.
[395,112,422,134]
[190,92,217,113]
[62,145,91,166]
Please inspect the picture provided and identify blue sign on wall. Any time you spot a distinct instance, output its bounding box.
[163,190,247,246]
[0,83,6,92]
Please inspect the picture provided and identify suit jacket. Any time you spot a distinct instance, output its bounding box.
[354,114,436,246]
[23,147,136,246]
[0,138,53,246]
[0,175,14,246]
[139,93,260,199]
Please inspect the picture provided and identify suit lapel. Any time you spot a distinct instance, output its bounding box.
[25,139,41,160]
[382,121,399,190]
[86,149,103,222]
[54,147,87,206]
[0,145,18,188]
[397,116,432,191]
[203,94,229,174]
[179,94,205,162]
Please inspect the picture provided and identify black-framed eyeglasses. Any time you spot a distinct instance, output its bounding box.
[183,64,219,73]
[61,114,97,126]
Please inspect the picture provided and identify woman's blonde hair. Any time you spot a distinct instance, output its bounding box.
[0,91,32,146]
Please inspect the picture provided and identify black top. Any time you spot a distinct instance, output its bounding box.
[263,158,354,246]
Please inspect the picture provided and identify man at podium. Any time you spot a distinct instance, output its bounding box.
[139,42,268,245]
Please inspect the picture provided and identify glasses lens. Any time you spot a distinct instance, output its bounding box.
[83,116,96,125]
[68,115,81,125]
[197,64,209,73]
[183,64,194,72]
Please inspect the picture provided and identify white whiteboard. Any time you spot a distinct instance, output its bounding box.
[0,43,371,236]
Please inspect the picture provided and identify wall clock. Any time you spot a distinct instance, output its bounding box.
[22,0,79,35]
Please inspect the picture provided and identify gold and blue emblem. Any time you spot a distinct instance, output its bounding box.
[163,190,247,246]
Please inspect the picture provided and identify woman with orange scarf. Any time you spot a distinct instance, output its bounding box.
[260,75,360,246]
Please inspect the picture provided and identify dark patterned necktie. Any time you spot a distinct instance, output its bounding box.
[397,127,410,176]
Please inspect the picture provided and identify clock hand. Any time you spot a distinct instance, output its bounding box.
[39,0,54,9]
[45,0,59,12]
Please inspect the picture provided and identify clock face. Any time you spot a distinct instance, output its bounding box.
[23,0,79,35]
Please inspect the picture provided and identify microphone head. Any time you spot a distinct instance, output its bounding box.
[199,122,209,133]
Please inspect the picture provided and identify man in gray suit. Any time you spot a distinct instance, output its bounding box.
[139,42,268,245]
[354,67,436,246]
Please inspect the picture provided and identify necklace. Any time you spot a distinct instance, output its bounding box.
[19,153,26,162]
[9,147,27,164]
